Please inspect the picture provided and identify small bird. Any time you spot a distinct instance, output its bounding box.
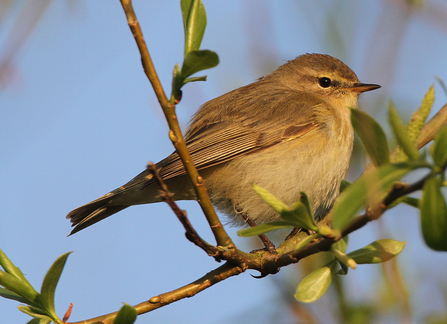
[67,53,380,235]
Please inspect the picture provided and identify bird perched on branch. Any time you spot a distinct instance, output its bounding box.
[67,53,380,235]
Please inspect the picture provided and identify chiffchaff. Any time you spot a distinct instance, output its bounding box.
[67,53,380,235]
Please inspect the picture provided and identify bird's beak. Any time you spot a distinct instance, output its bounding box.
[350,83,381,93]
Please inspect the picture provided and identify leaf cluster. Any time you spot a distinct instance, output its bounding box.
[170,0,219,103]
[0,250,70,324]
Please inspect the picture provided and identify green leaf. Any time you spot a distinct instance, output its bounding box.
[432,126,447,168]
[113,303,137,324]
[27,319,50,324]
[298,192,314,221]
[407,85,434,142]
[171,64,183,102]
[435,76,447,97]
[420,176,447,251]
[0,271,39,304]
[0,249,29,282]
[330,247,357,269]
[332,236,349,253]
[350,108,390,167]
[181,50,219,80]
[347,239,406,264]
[237,220,298,237]
[400,196,420,208]
[286,193,318,231]
[0,287,31,304]
[340,180,351,193]
[183,75,207,84]
[332,163,416,230]
[40,252,71,320]
[389,101,421,161]
[181,0,207,54]
[294,260,338,303]
[18,305,50,319]
[252,184,289,213]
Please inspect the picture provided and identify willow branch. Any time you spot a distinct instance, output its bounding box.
[119,0,232,248]
[68,262,244,324]
[147,162,222,259]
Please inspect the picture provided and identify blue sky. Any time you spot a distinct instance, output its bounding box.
[2,1,447,323]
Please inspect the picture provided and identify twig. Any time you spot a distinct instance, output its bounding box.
[147,163,222,259]
[119,0,233,248]
[68,262,244,324]
[240,212,277,254]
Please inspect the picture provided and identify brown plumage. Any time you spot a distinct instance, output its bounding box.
[67,53,380,235]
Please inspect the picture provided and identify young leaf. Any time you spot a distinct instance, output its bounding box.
[0,287,31,304]
[183,75,207,84]
[0,249,28,282]
[340,180,351,192]
[40,252,71,320]
[388,102,421,161]
[347,239,406,264]
[286,198,318,231]
[237,221,298,237]
[181,50,219,80]
[171,64,183,102]
[27,318,50,324]
[400,196,420,208]
[330,247,357,269]
[388,196,420,209]
[432,126,447,168]
[252,184,289,213]
[298,192,316,222]
[294,260,338,303]
[18,305,50,320]
[332,236,349,253]
[181,0,206,54]
[407,85,434,142]
[0,271,39,305]
[113,303,137,324]
[350,108,390,167]
[331,163,416,230]
[436,76,447,97]
[420,176,447,251]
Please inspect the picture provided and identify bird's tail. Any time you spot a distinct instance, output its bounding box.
[66,195,129,235]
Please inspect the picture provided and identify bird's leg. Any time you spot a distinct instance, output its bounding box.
[240,212,276,253]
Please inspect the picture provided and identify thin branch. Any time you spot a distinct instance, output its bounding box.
[119,0,233,248]
[147,162,222,259]
[68,263,244,324]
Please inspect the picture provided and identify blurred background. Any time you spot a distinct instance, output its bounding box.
[1,1,447,323]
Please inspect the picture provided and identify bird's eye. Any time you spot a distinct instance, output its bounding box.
[318,77,332,88]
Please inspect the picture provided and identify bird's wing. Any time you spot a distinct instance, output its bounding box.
[156,120,319,180]
[156,93,325,180]
[104,91,325,193]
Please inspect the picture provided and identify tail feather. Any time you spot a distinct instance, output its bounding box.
[66,195,129,235]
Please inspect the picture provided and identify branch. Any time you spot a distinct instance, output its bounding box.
[68,262,244,324]
[147,162,223,260]
[119,0,232,248]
